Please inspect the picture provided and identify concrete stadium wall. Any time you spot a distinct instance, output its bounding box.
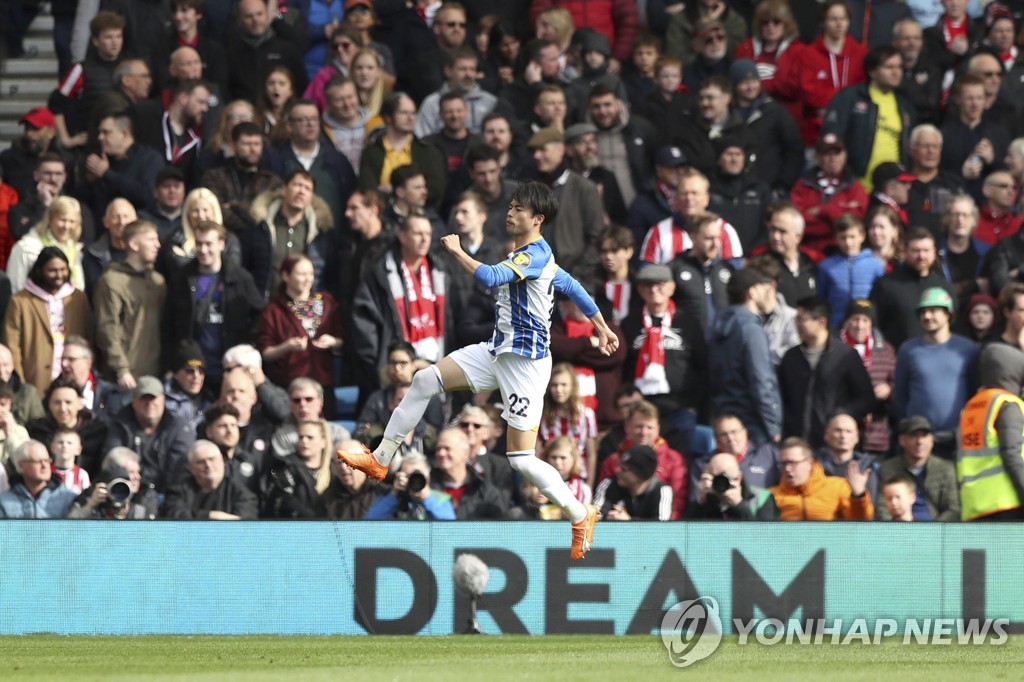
[0,522,1018,635]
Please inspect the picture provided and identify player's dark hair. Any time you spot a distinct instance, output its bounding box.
[511,181,558,229]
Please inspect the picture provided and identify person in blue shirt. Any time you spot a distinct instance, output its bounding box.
[340,181,618,560]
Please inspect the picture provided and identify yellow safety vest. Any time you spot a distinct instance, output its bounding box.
[957,388,1024,521]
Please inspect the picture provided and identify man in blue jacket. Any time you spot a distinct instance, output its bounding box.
[0,441,76,518]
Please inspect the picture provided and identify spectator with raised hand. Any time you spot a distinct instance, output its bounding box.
[770,436,874,520]
[941,75,1010,202]
[221,344,292,425]
[78,113,165,220]
[665,0,747,68]
[262,419,335,518]
[364,449,455,520]
[594,444,674,521]
[8,153,91,245]
[688,452,779,520]
[877,415,960,520]
[815,413,879,502]
[0,441,76,519]
[3,246,93,396]
[94,220,165,391]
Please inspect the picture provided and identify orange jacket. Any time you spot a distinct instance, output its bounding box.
[770,461,873,520]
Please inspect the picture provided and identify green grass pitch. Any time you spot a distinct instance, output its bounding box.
[3,635,1024,681]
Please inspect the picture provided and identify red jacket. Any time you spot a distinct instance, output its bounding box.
[975,205,1022,245]
[799,35,867,146]
[257,291,342,390]
[0,183,17,270]
[599,437,687,519]
[735,38,805,129]
[529,0,637,62]
[790,172,869,255]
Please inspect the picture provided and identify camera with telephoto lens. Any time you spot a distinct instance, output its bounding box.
[99,464,134,510]
[399,470,429,512]
[711,473,735,496]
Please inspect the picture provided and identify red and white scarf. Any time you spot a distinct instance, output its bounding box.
[25,279,75,381]
[161,112,201,165]
[564,318,598,410]
[635,301,675,395]
[841,327,873,372]
[604,279,632,323]
[387,252,445,361]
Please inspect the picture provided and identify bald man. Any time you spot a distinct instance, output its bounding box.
[687,452,779,520]
[84,197,137,297]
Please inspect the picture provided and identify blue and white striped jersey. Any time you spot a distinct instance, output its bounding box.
[489,239,559,359]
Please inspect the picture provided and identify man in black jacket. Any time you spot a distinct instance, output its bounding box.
[779,297,875,448]
[668,213,735,339]
[870,226,955,348]
[708,137,772,251]
[225,0,308,103]
[687,453,779,520]
[102,376,195,494]
[593,444,674,521]
[162,440,258,519]
[77,112,164,218]
[164,221,264,385]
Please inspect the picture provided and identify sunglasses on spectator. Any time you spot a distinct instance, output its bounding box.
[764,17,784,25]
[704,33,726,42]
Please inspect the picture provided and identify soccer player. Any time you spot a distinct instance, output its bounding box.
[338,182,618,560]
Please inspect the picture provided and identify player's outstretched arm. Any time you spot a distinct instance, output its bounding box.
[553,269,619,357]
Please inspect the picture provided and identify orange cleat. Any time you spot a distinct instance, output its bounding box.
[570,504,599,560]
[336,443,388,481]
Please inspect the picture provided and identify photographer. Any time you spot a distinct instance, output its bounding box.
[687,453,779,520]
[67,447,159,519]
[364,450,455,520]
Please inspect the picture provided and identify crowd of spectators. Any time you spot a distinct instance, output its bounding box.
[3,0,1024,522]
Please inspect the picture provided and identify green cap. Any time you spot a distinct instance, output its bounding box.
[917,287,955,314]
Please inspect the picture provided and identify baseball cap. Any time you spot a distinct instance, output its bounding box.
[636,264,673,283]
[655,145,688,168]
[872,162,916,188]
[729,58,760,85]
[20,107,55,129]
[155,165,185,186]
[345,0,373,10]
[844,298,876,324]
[564,122,598,144]
[899,415,933,435]
[816,133,845,153]
[620,444,658,480]
[133,376,164,399]
[527,127,564,149]
[917,287,955,314]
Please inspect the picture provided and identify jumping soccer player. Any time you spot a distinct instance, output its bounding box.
[338,181,618,560]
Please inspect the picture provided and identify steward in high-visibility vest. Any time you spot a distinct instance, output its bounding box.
[957,344,1024,521]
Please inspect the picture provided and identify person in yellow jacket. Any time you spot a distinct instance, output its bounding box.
[770,436,874,520]
[957,343,1024,521]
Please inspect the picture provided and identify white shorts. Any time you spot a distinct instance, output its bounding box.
[447,342,552,432]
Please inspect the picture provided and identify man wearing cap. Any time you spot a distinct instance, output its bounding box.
[586,83,657,208]
[839,298,897,455]
[957,343,1024,520]
[823,46,916,190]
[730,59,804,197]
[0,108,72,204]
[708,136,772,251]
[894,286,978,458]
[415,46,498,139]
[139,167,185,243]
[563,122,627,225]
[790,133,870,255]
[621,263,708,450]
[870,226,955,347]
[163,341,212,435]
[868,161,916,225]
[103,375,195,494]
[528,127,603,279]
[876,415,960,520]
[710,267,782,446]
[626,145,689,247]
[594,444,674,521]
[682,21,733,92]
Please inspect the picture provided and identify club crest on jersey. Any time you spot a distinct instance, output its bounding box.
[512,252,532,268]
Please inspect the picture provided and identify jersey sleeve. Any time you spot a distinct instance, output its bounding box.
[553,268,599,318]
[501,241,551,280]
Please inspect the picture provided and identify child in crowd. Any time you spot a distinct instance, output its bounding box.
[881,475,917,522]
[641,56,689,123]
[543,436,592,505]
[963,293,1000,344]
[50,427,90,494]
[817,214,885,328]
[538,363,598,472]
[622,31,661,112]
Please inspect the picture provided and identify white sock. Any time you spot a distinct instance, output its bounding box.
[375,366,444,466]
[507,451,587,523]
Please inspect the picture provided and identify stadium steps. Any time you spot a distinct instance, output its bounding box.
[0,12,58,153]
